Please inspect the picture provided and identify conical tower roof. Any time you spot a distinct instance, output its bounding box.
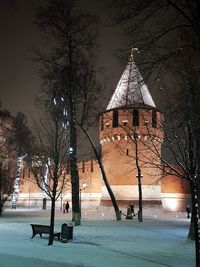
[107,49,156,110]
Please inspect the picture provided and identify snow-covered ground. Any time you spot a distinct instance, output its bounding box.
[0,205,195,267]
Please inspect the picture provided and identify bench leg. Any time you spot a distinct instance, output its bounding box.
[56,233,61,240]
[31,232,36,239]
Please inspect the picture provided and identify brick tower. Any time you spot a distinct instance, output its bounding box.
[99,49,164,204]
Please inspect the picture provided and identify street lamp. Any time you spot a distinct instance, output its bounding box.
[80,182,87,218]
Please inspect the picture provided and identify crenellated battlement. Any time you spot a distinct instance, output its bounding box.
[100,107,164,145]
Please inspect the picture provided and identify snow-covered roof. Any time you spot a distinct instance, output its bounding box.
[107,50,156,110]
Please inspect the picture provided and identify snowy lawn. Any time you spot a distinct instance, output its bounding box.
[0,206,195,267]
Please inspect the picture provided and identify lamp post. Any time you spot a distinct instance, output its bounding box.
[80,182,87,218]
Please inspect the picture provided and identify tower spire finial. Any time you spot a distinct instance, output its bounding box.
[130,47,139,61]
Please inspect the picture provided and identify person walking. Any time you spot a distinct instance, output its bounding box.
[186,205,191,218]
[65,201,70,213]
[130,202,136,216]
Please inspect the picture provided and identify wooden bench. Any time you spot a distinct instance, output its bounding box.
[30,224,60,240]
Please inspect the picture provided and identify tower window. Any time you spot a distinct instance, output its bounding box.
[126,149,129,156]
[100,115,104,131]
[132,109,139,126]
[91,160,93,172]
[82,161,85,173]
[152,110,157,128]
[113,110,118,128]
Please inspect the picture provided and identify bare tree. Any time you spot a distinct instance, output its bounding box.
[10,112,33,209]
[0,109,16,214]
[0,163,15,214]
[74,58,121,220]
[32,0,99,226]
[31,106,70,246]
[11,112,33,157]
[107,1,200,77]
[107,2,200,265]
[77,122,121,221]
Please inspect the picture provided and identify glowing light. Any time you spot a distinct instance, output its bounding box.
[62,121,69,129]
[69,147,73,154]
[53,98,57,105]
[63,108,68,116]
[165,198,178,211]
[43,158,50,197]
[61,97,64,102]
[12,154,27,209]
[82,182,87,189]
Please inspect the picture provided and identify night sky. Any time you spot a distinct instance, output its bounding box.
[0,0,122,119]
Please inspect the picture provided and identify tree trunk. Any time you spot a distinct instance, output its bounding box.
[137,169,143,222]
[0,202,2,216]
[134,135,143,222]
[71,153,80,226]
[66,62,80,226]
[79,125,121,221]
[0,177,2,216]
[48,196,55,246]
[70,110,80,226]
[188,179,195,240]
[190,179,200,267]
[188,204,195,240]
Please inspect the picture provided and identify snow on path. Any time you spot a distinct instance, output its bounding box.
[0,207,195,267]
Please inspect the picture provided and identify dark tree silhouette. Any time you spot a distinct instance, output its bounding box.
[32,0,100,226]
[31,106,70,246]
[108,2,200,265]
